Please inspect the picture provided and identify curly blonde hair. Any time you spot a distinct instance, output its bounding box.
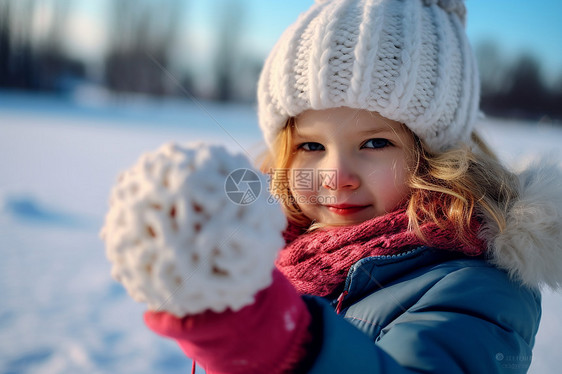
[260,116,519,245]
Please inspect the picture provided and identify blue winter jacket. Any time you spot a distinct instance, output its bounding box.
[300,246,541,373]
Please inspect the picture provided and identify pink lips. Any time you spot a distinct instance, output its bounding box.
[325,204,370,216]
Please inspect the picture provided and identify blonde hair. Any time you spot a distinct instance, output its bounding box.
[260,118,311,227]
[260,118,519,244]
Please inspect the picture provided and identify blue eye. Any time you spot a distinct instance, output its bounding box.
[298,142,325,151]
[362,138,391,149]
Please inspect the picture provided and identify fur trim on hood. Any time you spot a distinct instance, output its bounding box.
[481,158,562,291]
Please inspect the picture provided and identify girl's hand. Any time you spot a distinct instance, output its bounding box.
[144,269,311,374]
[100,142,311,372]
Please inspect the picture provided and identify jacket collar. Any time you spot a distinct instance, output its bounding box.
[332,246,475,308]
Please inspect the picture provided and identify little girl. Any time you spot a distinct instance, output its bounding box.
[135,0,562,372]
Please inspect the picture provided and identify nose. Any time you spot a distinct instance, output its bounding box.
[320,152,360,190]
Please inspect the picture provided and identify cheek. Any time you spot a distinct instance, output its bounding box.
[288,157,319,199]
[366,162,411,206]
[291,188,313,198]
[289,177,317,204]
[288,182,320,221]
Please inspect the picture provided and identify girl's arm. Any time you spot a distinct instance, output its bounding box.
[143,259,540,373]
[300,265,541,374]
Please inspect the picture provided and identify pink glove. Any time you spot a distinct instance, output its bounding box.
[144,269,312,374]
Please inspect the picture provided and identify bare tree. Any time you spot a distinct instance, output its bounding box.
[504,54,546,116]
[104,0,185,96]
[0,0,37,89]
[475,40,561,121]
[213,0,244,102]
[0,0,85,91]
[37,0,76,90]
[0,1,13,86]
[476,40,509,98]
[552,74,562,119]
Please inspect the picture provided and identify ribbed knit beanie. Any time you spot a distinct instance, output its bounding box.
[257,0,480,153]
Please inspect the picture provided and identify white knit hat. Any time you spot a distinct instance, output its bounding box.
[257,0,480,152]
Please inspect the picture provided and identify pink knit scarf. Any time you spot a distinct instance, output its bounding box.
[275,209,485,297]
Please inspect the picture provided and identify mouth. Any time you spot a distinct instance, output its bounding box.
[324,204,371,216]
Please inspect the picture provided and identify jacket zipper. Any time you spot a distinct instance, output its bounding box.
[335,290,348,314]
[334,247,425,315]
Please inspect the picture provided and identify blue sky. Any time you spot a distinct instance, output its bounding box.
[180,0,562,81]
[66,0,562,80]
[466,0,562,79]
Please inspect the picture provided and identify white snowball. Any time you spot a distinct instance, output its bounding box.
[100,142,286,317]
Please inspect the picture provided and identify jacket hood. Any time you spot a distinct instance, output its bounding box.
[481,158,562,291]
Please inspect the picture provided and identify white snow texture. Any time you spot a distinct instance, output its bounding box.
[100,142,286,317]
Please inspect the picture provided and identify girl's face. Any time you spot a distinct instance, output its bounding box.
[289,107,414,226]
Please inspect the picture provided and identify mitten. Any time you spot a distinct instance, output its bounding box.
[145,268,311,374]
[100,142,311,373]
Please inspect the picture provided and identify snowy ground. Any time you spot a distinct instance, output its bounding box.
[1,91,561,373]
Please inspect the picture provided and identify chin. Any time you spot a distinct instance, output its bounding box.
[322,216,370,227]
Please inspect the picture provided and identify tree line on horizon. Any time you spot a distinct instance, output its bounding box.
[1,0,561,122]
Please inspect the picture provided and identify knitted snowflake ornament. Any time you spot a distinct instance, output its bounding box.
[100,142,286,317]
